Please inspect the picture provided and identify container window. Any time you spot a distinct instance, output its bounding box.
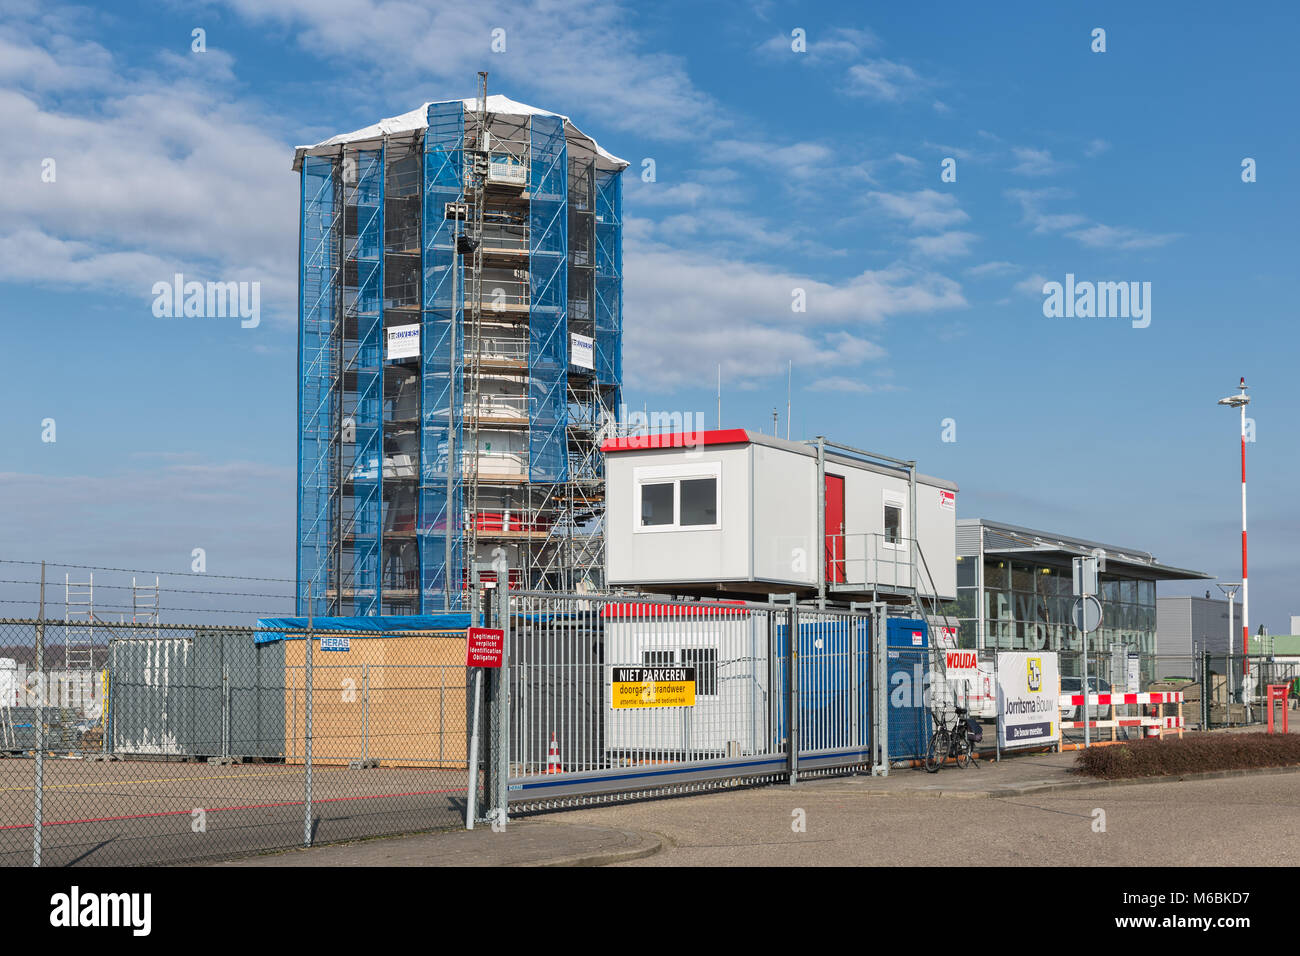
[679,478,718,526]
[680,647,718,696]
[640,482,674,526]
[884,503,902,544]
[642,649,674,667]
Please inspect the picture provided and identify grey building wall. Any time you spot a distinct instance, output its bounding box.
[1157,595,1242,659]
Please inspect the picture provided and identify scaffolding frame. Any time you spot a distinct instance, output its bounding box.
[297,80,626,615]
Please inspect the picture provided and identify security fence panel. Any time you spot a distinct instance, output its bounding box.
[0,619,476,867]
[505,593,875,811]
[0,621,38,866]
[774,609,872,775]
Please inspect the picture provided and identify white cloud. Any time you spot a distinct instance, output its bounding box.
[868,189,969,230]
[0,20,298,320]
[845,59,928,102]
[623,237,965,388]
[757,26,880,60]
[806,376,899,394]
[1010,147,1065,177]
[1006,189,1179,250]
[1068,224,1180,250]
[1013,273,1049,297]
[219,0,718,142]
[964,260,1019,277]
[908,231,978,260]
[1084,138,1112,158]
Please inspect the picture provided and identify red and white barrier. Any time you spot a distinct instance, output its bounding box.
[1060,715,1185,730]
[1057,692,1184,706]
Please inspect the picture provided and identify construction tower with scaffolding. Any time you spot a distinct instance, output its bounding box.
[294,77,626,615]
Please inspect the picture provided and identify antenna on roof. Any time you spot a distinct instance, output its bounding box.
[716,364,722,430]
[786,360,792,440]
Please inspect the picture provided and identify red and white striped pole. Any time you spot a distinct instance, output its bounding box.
[1219,377,1251,675]
[1239,378,1249,676]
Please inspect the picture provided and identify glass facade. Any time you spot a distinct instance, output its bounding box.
[949,554,1157,674]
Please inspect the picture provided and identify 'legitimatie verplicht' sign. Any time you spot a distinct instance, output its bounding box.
[610,666,696,709]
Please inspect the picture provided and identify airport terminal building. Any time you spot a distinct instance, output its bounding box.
[951,518,1210,675]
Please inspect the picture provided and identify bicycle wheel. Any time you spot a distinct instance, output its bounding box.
[955,734,973,769]
[924,729,948,773]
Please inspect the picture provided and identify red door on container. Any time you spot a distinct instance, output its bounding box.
[824,475,845,584]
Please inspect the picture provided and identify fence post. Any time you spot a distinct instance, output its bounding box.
[786,596,799,786]
[222,666,230,760]
[872,602,889,775]
[304,584,313,848]
[1202,650,1211,731]
[994,650,1001,762]
[361,662,369,765]
[494,568,510,825]
[32,561,46,868]
[466,577,483,830]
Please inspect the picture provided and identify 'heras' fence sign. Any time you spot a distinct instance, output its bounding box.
[997,651,1059,748]
[610,665,696,709]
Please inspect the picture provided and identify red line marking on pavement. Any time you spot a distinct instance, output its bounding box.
[0,788,462,830]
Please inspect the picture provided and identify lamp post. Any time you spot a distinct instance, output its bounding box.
[1217,378,1250,677]
[1216,582,1240,724]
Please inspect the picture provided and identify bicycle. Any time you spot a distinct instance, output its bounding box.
[924,705,979,773]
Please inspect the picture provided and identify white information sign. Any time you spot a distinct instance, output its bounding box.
[386,323,420,361]
[997,651,1060,749]
[570,333,595,370]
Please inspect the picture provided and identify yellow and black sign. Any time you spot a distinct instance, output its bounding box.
[610,666,696,709]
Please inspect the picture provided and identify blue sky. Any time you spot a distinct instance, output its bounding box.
[1,0,1296,629]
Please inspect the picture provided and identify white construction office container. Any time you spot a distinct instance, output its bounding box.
[601,603,767,756]
[603,429,957,602]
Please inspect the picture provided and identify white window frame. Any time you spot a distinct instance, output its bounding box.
[882,490,907,552]
[633,462,722,533]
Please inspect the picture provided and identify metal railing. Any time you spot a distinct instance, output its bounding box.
[825,532,917,592]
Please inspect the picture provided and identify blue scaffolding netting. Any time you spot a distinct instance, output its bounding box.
[529,114,569,483]
[594,168,623,405]
[297,155,339,618]
[343,147,384,616]
[419,102,466,610]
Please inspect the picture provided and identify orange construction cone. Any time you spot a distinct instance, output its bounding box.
[546,732,562,774]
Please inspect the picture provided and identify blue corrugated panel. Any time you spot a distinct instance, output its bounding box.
[886,618,930,759]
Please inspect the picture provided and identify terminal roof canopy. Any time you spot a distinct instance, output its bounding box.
[960,518,1211,582]
[292,94,629,171]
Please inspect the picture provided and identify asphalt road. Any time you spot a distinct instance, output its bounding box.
[0,758,470,866]
[560,770,1300,866]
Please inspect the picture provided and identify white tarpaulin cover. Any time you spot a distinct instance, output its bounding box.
[293,94,628,171]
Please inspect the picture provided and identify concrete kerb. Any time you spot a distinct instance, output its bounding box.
[805,761,1300,801]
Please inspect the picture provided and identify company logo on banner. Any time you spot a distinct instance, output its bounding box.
[997,651,1059,749]
[944,649,980,684]
[570,333,594,370]
[387,323,420,361]
[939,489,955,511]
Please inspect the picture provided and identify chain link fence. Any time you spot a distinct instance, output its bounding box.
[0,618,482,867]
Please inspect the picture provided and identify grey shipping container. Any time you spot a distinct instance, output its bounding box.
[107,629,285,759]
